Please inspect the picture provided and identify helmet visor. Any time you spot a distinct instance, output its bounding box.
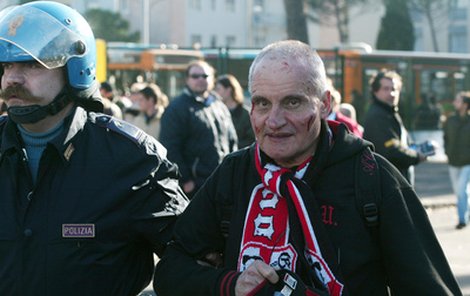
[0,5,86,69]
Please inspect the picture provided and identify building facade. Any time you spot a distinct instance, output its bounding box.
[5,0,470,53]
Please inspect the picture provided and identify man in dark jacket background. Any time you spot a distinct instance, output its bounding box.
[363,69,427,186]
[159,60,238,198]
[154,40,461,295]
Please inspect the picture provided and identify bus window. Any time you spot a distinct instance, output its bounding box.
[106,42,203,98]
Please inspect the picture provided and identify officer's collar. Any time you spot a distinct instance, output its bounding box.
[0,105,85,163]
[0,116,21,158]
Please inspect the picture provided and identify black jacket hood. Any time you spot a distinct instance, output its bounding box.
[324,119,373,167]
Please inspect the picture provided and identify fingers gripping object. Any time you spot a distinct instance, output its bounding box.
[248,269,330,296]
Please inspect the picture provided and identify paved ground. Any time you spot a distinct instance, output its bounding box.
[415,160,470,295]
[427,206,470,295]
[416,161,455,208]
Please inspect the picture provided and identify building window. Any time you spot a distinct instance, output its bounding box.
[254,36,266,47]
[225,0,235,12]
[226,35,236,47]
[254,0,265,10]
[449,26,467,53]
[189,0,202,10]
[119,0,129,12]
[449,8,467,20]
[210,35,217,47]
[191,34,202,47]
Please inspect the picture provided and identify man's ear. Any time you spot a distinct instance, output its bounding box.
[320,90,332,119]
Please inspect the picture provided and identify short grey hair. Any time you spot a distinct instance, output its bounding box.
[248,40,328,100]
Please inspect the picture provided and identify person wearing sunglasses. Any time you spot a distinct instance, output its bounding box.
[159,60,238,198]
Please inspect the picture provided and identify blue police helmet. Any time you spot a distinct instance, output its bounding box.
[0,1,96,91]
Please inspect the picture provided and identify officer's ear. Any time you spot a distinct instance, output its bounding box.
[320,90,331,119]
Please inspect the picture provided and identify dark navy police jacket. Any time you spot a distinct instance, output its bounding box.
[0,106,188,295]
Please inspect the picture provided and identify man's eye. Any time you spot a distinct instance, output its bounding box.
[253,98,269,107]
[258,100,269,107]
[286,98,301,107]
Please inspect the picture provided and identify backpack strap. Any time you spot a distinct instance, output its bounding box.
[355,148,381,229]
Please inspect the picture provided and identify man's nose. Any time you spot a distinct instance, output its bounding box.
[3,65,26,86]
[266,105,286,129]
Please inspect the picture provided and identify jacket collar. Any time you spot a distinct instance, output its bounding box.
[372,95,399,113]
[0,106,87,165]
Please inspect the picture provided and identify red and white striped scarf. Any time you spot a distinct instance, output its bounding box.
[238,144,343,295]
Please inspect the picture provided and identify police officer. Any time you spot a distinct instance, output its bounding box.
[0,2,188,295]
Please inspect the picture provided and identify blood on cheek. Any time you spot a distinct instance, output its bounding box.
[251,116,262,134]
[306,114,316,132]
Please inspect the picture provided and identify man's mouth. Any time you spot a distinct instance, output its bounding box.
[266,132,291,139]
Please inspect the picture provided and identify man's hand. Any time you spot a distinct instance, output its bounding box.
[235,260,279,296]
[418,152,428,163]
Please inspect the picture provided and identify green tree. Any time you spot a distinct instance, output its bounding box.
[84,9,140,42]
[283,0,309,44]
[306,0,372,43]
[376,0,415,50]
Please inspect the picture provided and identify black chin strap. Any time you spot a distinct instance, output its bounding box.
[7,88,72,124]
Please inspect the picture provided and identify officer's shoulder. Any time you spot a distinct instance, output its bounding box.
[91,113,168,157]
[91,113,146,146]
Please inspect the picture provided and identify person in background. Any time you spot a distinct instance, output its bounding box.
[123,81,147,118]
[154,40,460,296]
[159,60,238,198]
[414,94,442,130]
[339,102,364,135]
[339,103,356,120]
[215,74,255,148]
[327,84,363,137]
[351,89,366,123]
[126,83,168,140]
[363,69,427,186]
[443,91,470,229]
[99,81,123,119]
[0,2,188,295]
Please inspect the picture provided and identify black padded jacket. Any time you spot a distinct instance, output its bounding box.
[0,106,188,296]
[154,121,460,296]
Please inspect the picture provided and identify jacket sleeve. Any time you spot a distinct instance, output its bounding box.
[159,101,192,183]
[153,163,240,296]
[129,138,190,257]
[442,118,451,156]
[365,114,420,168]
[377,157,462,295]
